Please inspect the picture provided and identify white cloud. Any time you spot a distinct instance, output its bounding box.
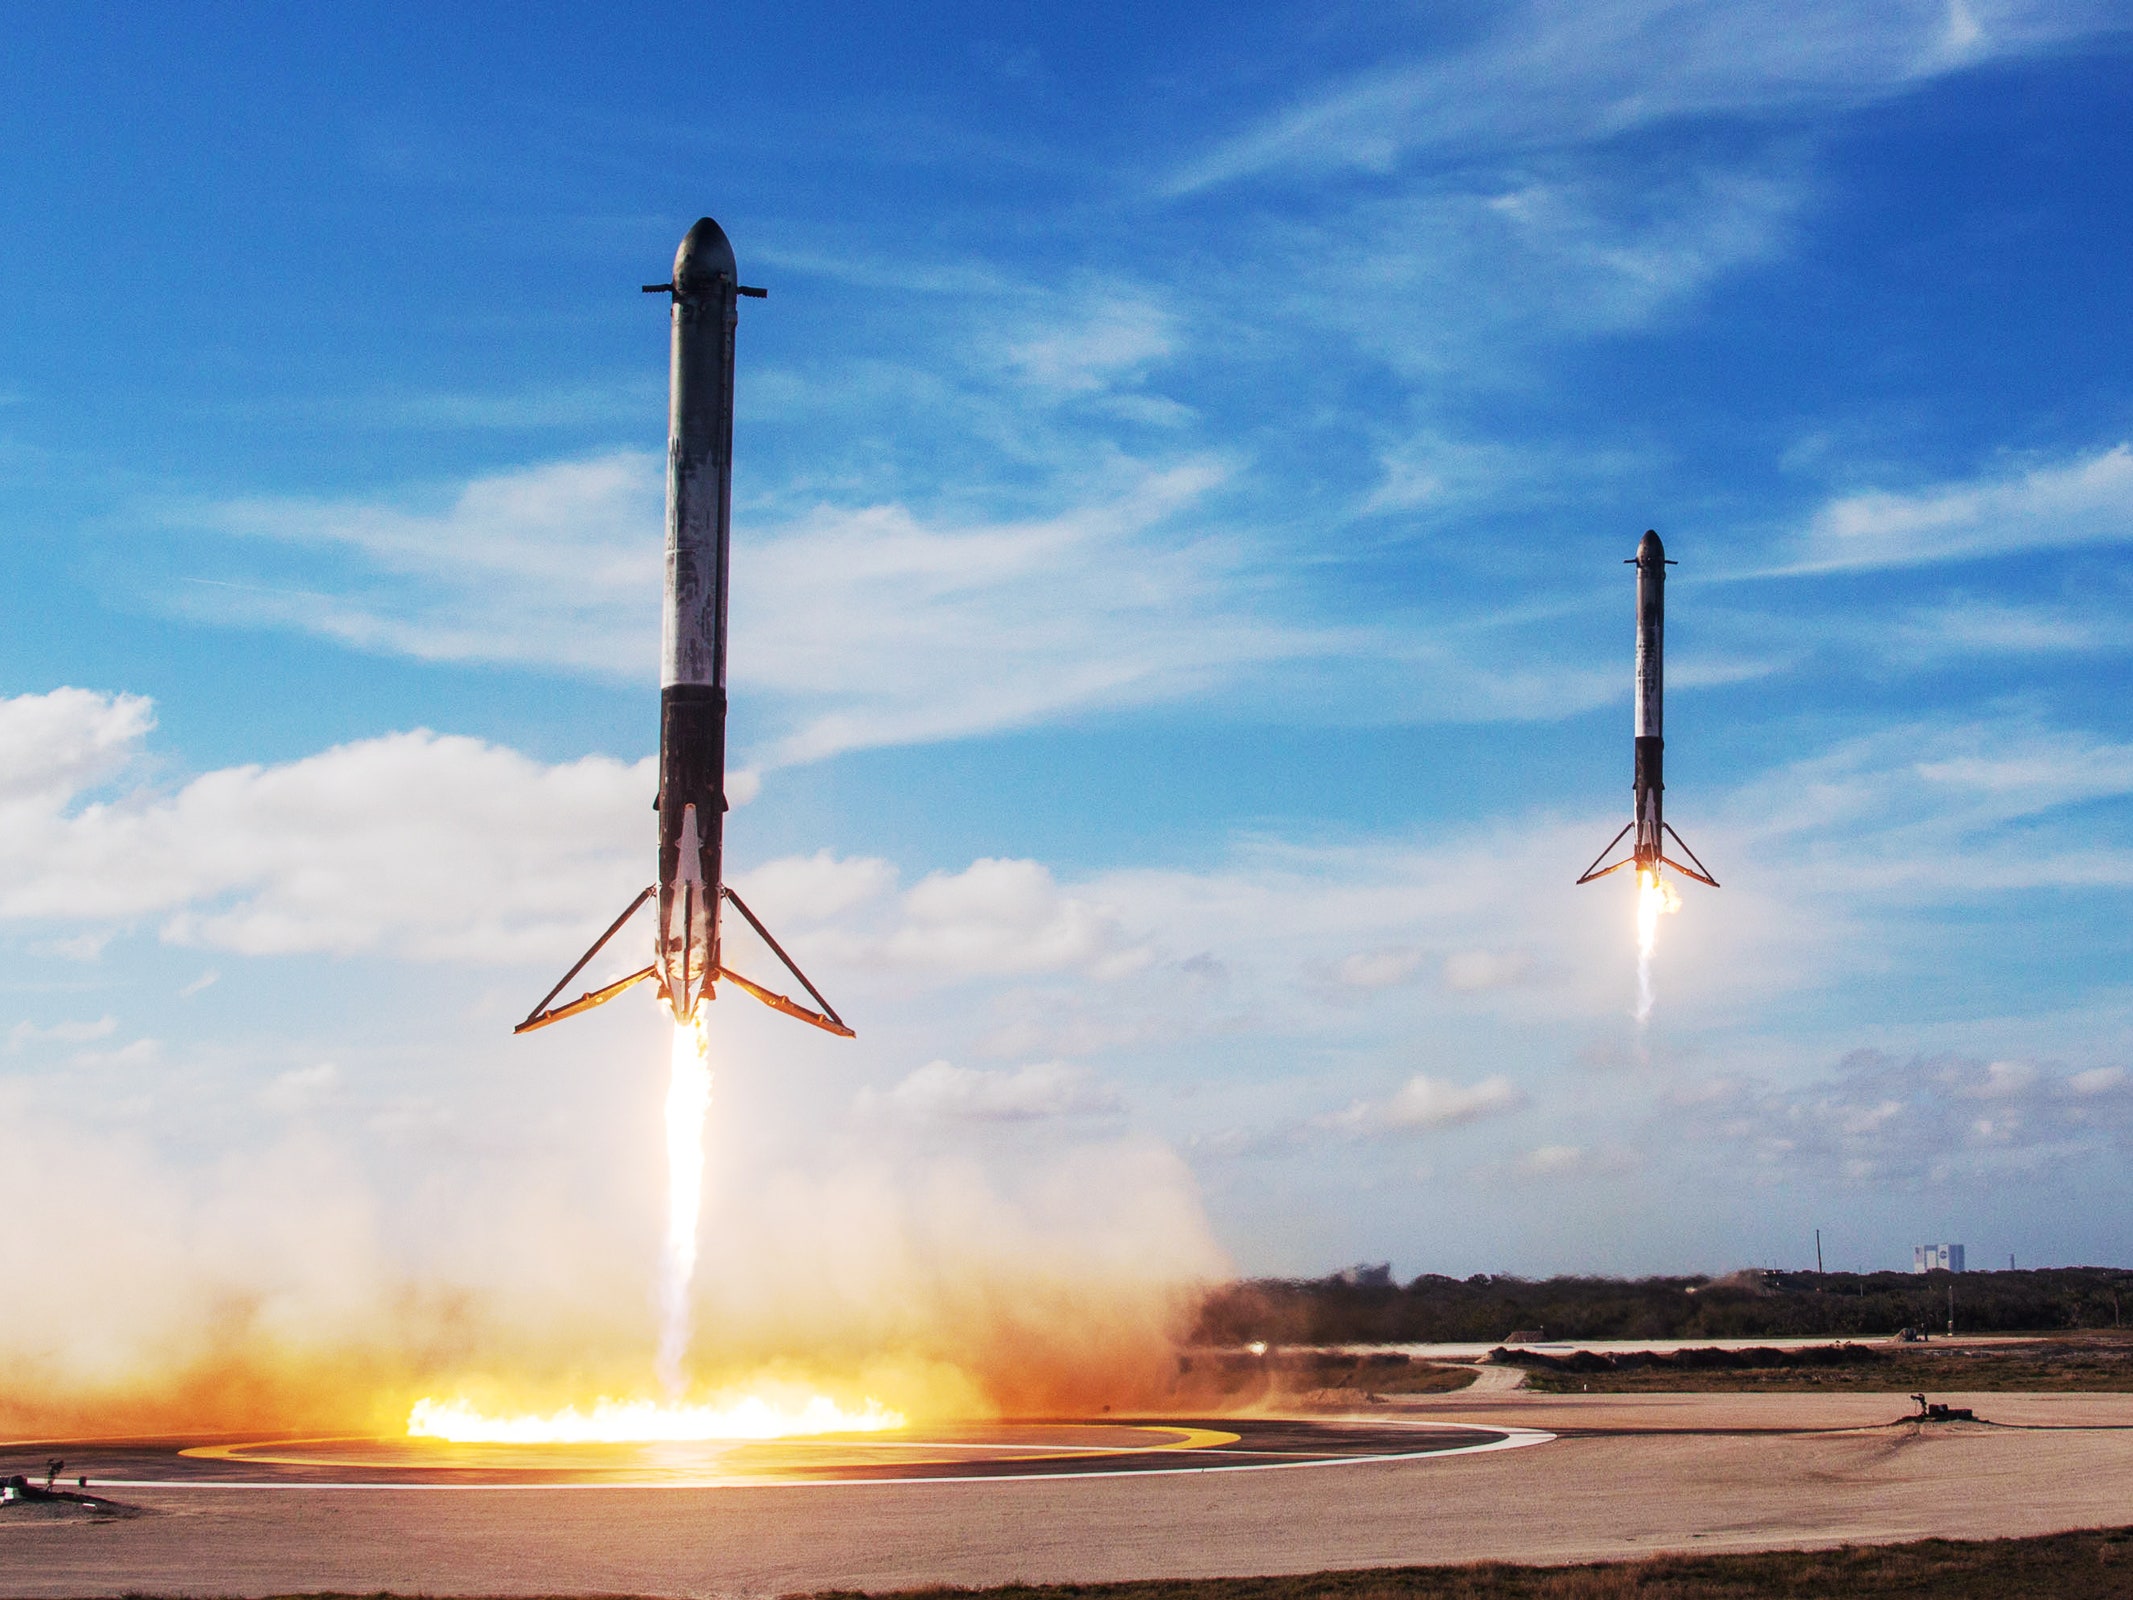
[1335,947,1427,990]
[0,687,154,808]
[1890,598,2122,661]
[66,1038,161,1072]
[170,452,1363,768]
[1964,1060,2040,1099]
[14,685,2133,1217]
[1793,444,2133,572]
[0,688,647,962]
[865,858,1151,981]
[729,851,897,926]
[1515,1144,1586,1177]
[173,452,663,676]
[1680,1050,2133,1184]
[1318,1073,1528,1136]
[1443,948,1535,992]
[1718,718,2133,897]
[1250,159,1804,385]
[1003,291,1176,395]
[262,1062,341,1113]
[857,1059,1123,1124]
[9,1016,117,1049]
[1167,0,2097,194]
[737,460,1341,765]
[33,931,111,962]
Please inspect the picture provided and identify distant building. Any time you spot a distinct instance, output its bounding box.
[1334,1262,1394,1288]
[1913,1243,1965,1273]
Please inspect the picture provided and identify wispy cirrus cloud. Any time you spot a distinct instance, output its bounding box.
[167,451,665,677]
[1786,443,2133,573]
[1166,0,2094,194]
[1719,717,2133,895]
[155,440,1643,765]
[160,450,1370,768]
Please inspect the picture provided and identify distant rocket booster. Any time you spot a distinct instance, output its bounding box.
[515,218,852,1038]
[1577,530,1719,890]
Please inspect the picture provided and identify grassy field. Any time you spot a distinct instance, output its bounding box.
[1509,1331,2133,1393]
[815,1528,2133,1599]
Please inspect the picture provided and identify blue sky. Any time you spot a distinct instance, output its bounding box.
[6,0,2133,1382]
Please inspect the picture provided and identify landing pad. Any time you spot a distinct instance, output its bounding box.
[32,1417,1545,1489]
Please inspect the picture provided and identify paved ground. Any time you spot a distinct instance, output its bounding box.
[4,1389,2130,1597]
[5,1417,1528,1488]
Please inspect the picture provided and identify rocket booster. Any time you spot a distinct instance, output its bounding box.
[1578,530,1718,890]
[515,219,851,1039]
[654,217,742,1022]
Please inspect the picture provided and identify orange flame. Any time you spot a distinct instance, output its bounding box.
[406,1391,904,1443]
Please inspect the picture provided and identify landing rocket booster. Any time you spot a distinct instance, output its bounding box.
[516,219,852,1039]
[1577,530,1719,890]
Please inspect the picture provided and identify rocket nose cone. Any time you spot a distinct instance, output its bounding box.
[673,217,737,291]
[1638,529,1666,565]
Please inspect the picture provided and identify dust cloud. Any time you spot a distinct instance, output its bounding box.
[0,1084,1228,1438]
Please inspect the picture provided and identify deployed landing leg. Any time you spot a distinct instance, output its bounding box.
[516,884,852,1037]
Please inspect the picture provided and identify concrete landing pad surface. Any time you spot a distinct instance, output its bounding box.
[3,1392,2129,1597]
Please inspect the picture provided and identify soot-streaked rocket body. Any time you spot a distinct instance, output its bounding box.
[515,218,852,1039]
[1578,530,1719,890]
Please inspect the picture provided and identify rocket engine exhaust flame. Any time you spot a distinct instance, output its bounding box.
[406,1392,905,1444]
[657,1011,712,1394]
[1634,868,1681,1023]
[400,1007,905,1445]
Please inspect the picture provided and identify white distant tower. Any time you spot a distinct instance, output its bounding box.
[1912,1243,1965,1273]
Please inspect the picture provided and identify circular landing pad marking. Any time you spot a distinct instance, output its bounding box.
[46,1418,1550,1489]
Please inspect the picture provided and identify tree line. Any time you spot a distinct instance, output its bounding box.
[1191,1266,2133,1344]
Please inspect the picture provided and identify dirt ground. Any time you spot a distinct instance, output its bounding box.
[5,1390,2132,1598]
[832,1528,2133,1600]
